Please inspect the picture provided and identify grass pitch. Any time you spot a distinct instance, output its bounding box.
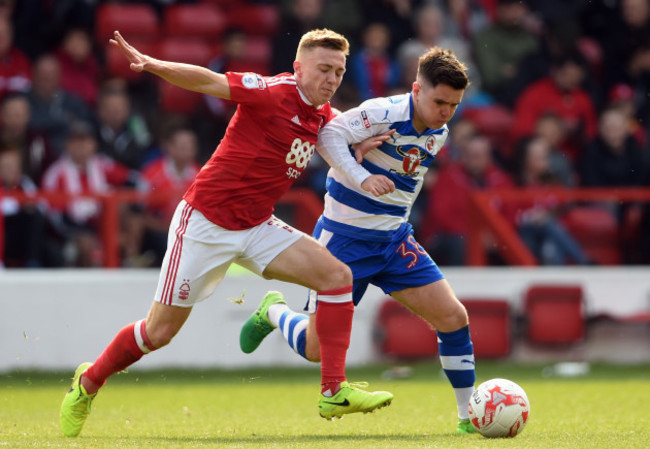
[1,362,648,448]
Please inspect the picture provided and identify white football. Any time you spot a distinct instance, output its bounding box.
[468,378,530,438]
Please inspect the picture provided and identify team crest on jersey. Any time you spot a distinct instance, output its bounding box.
[425,135,436,153]
[396,145,427,173]
[241,73,266,90]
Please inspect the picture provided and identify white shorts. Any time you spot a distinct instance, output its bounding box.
[154,200,305,307]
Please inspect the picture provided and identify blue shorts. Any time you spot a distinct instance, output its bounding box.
[313,220,444,306]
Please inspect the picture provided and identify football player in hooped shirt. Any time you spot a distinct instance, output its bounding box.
[59,29,393,437]
[241,47,479,434]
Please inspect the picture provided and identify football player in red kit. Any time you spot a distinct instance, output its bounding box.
[59,29,393,437]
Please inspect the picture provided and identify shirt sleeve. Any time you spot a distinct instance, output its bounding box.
[317,100,393,188]
[225,72,273,106]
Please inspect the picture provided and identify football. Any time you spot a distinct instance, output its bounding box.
[468,378,530,438]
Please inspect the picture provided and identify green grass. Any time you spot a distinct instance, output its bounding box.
[1,362,649,448]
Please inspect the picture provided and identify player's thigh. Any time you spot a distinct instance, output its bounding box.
[391,279,468,332]
[154,201,240,307]
[262,234,352,291]
[145,301,193,348]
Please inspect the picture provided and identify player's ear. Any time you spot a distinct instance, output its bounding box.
[293,60,301,76]
[412,81,421,98]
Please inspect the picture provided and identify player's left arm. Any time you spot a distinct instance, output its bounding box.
[110,31,231,99]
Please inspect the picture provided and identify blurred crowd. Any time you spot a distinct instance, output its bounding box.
[1,0,650,268]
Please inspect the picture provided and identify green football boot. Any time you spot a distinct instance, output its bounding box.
[456,418,478,435]
[239,291,287,354]
[60,362,96,437]
[318,382,394,420]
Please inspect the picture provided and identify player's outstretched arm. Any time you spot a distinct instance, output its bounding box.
[109,30,231,99]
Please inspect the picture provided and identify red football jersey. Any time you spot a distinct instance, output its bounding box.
[184,72,334,230]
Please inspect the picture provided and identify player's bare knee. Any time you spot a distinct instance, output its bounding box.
[324,261,352,289]
[146,325,177,349]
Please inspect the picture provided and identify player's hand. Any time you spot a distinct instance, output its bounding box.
[361,174,395,197]
[109,30,150,73]
[352,129,396,163]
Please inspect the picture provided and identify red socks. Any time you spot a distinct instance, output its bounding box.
[83,320,156,391]
[315,286,354,394]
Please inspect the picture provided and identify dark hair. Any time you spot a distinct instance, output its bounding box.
[417,47,470,90]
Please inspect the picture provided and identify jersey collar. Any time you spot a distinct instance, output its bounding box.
[296,85,325,110]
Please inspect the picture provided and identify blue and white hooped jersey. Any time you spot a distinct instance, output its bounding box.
[317,93,448,242]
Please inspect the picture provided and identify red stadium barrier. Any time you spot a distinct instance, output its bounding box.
[0,188,323,268]
[467,187,650,266]
[4,187,649,268]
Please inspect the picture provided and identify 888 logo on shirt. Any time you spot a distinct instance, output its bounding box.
[285,137,315,179]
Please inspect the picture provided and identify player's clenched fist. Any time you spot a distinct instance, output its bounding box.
[361,174,395,197]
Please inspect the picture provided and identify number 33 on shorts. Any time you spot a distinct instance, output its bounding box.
[395,235,427,269]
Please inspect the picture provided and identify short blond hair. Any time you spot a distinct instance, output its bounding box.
[296,28,350,59]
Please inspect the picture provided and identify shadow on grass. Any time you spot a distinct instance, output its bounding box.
[88,433,458,445]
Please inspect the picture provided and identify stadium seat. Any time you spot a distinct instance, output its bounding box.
[200,0,244,11]
[461,105,514,156]
[374,298,438,360]
[163,3,227,41]
[158,80,203,115]
[155,39,214,114]
[95,3,160,45]
[461,299,511,358]
[561,206,621,265]
[524,285,585,345]
[226,4,279,37]
[156,38,214,67]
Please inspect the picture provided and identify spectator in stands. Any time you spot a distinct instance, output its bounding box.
[437,116,479,166]
[203,29,247,124]
[511,136,591,265]
[140,125,200,266]
[95,87,151,171]
[511,52,598,164]
[55,27,100,108]
[0,16,31,100]
[607,83,647,147]
[508,19,584,105]
[421,134,514,266]
[26,54,91,156]
[11,0,94,59]
[532,112,576,187]
[349,22,401,101]
[272,0,325,74]
[0,144,50,267]
[41,120,134,267]
[579,107,646,188]
[472,0,540,106]
[443,0,490,42]
[600,0,650,89]
[398,4,477,93]
[358,0,416,55]
[0,93,56,185]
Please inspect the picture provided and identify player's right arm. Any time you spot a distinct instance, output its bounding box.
[110,30,231,100]
[318,102,395,196]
